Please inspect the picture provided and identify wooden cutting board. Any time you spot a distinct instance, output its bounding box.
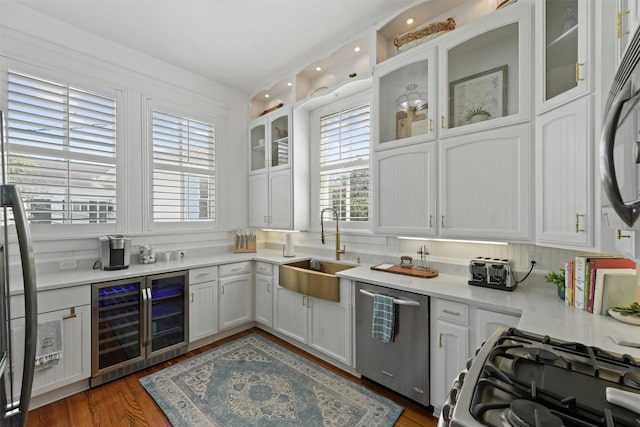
[370,263,438,279]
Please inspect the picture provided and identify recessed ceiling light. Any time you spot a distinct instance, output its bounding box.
[354,46,361,52]
[316,66,322,71]
[406,17,415,25]
[287,82,292,86]
[265,94,270,98]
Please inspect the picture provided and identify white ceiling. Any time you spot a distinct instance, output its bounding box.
[12,0,418,95]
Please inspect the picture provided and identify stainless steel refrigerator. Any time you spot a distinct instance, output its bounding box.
[0,110,38,426]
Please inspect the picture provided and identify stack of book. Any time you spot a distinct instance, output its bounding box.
[564,256,638,314]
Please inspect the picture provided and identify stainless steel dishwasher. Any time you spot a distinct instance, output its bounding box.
[355,281,430,406]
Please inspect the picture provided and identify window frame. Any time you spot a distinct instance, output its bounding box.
[2,62,124,237]
[145,98,218,232]
[310,91,372,232]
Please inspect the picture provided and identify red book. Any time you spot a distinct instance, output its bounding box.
[587,258,636,313]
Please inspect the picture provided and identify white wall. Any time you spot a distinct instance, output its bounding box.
[0,2,248,266]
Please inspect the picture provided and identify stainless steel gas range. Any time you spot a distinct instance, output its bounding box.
[439,327,640,426]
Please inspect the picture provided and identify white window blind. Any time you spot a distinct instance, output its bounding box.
[7,70,117,224]
[152,110,215,223]
[319,103,370,222]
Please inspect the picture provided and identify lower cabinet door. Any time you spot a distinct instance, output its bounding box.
[189,280,218,342]
[11,305,91,397]
[432,320,470,409]
[274,286,308,344]
[218,275,252,330]
[307,296,350,365]
[255,274,273,327]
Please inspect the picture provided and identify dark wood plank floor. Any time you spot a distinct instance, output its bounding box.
[26,328,437,426]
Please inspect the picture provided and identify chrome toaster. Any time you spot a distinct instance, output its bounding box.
[468,257,515,291]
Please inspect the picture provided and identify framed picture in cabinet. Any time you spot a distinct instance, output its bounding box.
[449,65,507,128]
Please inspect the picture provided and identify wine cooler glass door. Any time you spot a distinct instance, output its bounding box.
[147,271,188,355]
[92,277,145,377]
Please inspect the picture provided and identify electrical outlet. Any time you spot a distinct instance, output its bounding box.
[528,254,537,264]
[59,259,78,270]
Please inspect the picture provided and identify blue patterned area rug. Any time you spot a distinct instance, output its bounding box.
[139,333,403,426]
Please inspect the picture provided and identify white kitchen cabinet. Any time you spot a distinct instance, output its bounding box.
[439,124,533,241]
[373,45,437,151]
[616,0,640,64]
[307,289,351,365]
[609,226,640,260]
[218,262,253,331]
[274,285,308,342]
[374,142,437,236]
[189,265,218,342]
[535,0,593,114]
[255,261,274,327]
[274,279,352,365]
[437,2,532,138]
[430,299,470,413]
[248,107,309,230]
[249,169,292,229]
[430,298,521,415]
[536,96,592,248]
[473,308,520,350]
[9,286,91,400]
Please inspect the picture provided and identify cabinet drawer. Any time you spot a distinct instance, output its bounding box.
[219,261,251,277]
[190,265,218,284]
[435,299,468,325]
[255,262,273,275]
[10,285,91,319]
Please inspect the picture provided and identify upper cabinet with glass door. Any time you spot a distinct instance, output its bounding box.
[249,117,267,174]
[535,0,593,113]
[249,109,291,175]
[616,0,640,65]
[374,46,436,150]
[438,2,533,138]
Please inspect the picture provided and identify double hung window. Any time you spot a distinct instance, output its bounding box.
[6,70,117,225]
[151,110,216,224]
[319,103,370,225]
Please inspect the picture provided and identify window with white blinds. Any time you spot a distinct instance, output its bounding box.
[319,103,370,222]
[7,70,117,224]
[152,110,215,223]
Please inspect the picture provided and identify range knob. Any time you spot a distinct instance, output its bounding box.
[442,403,452,423]
[466,357,474,369]
[458,371,466,386]
[449,387,459,404]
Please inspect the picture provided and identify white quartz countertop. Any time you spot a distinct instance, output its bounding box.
[337,265,640,359]
[14,249,640,358]
[11,249,311,294]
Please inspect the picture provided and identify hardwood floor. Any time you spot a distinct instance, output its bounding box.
[26,328,438,426]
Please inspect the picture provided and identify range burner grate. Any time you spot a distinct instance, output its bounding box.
[469,328,640,427]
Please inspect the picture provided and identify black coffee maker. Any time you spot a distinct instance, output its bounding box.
[98,235,131,270]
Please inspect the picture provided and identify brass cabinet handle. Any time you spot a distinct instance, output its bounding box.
[575,62,584,82]
[575,213,585,233]
[442,309,460,316]
[220,285,224,295]
[267,282,271,293]
[441,115,446,129]
[618,229,631,239]
[617,10,631,38]
[429,118,433,132]
[302,295,307,306]
[439,332,443,349]
[63,307,77,320]
[429,215,433,228]
[441,215,446,228]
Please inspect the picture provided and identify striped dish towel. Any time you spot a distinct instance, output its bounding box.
[372,294,396,343]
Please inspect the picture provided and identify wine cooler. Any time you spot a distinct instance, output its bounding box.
[91,270,189,386]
